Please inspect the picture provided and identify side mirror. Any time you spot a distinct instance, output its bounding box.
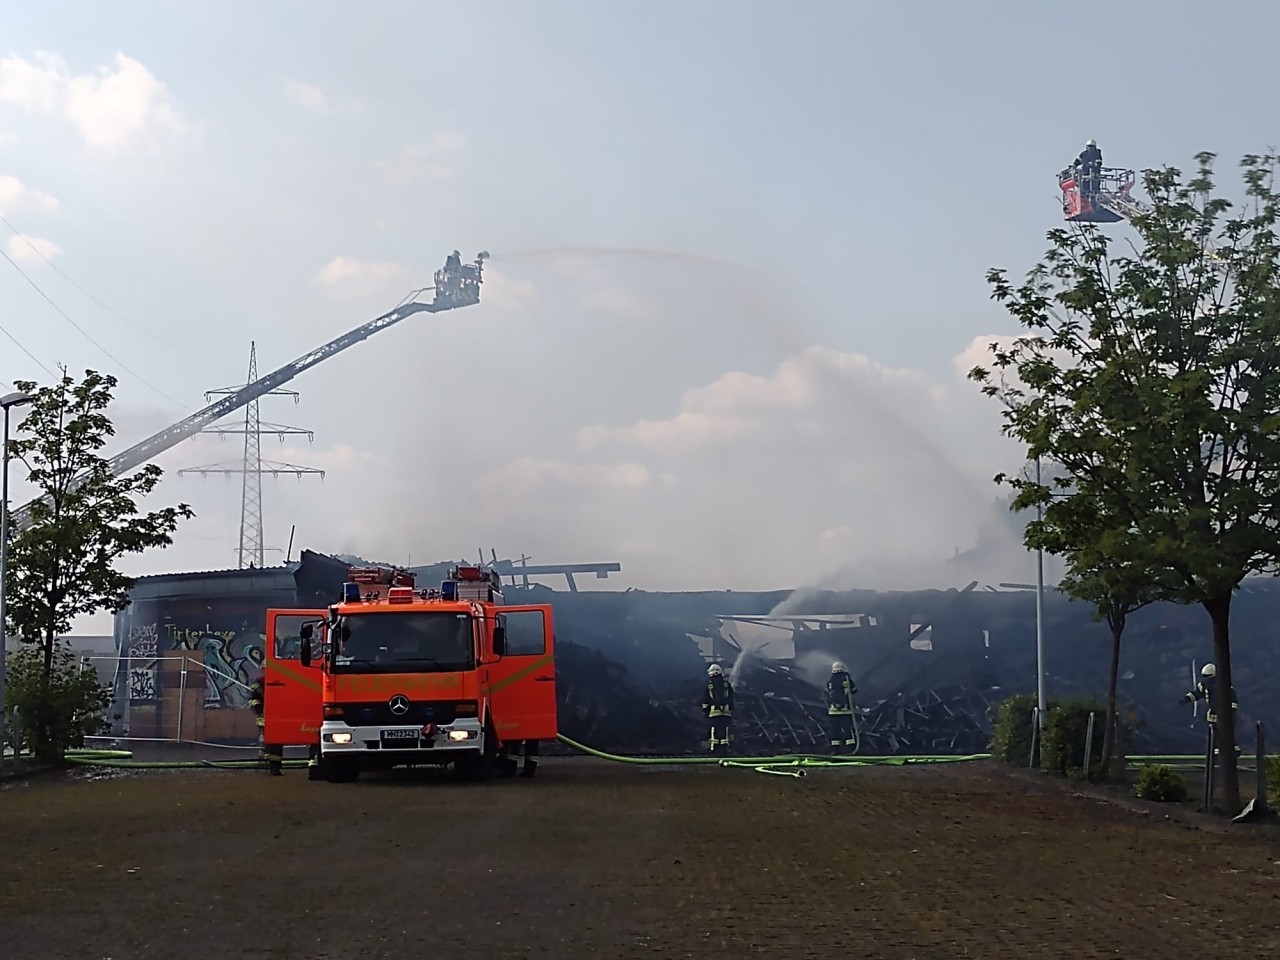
[300,623,313,640]
[493,625,507,657]
[299,638,312,668]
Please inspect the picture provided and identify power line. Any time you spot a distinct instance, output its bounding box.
[0,213,211,354]
[0,246,184,407]
[0,319,55,378]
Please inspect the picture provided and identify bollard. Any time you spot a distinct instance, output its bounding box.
[1083,711,1096,780]
[1028,707,1039,769]
[1256,721,1268,816]
[1203,723,1217,812]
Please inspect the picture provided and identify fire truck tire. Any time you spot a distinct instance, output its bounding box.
[322,756,361,783]
[456,715,499,781]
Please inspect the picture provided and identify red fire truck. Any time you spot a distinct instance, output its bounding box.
[262,564,556,782]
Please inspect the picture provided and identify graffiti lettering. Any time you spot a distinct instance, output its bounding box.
[127,623,158,659]
[129,668,157,701]
[166,624,238,649]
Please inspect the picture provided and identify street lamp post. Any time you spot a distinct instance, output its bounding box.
[0,389,34,772]
[1034,457,1047,733]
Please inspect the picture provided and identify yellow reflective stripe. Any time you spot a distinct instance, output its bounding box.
[490,654,553,694]
[266,659,322,692]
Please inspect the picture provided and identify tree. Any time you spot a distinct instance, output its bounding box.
[3,643,111,761]
[3,369,193,758]
[1022,487,1175,773]
[970,152,1280,812]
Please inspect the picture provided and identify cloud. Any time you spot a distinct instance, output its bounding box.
[0,174,59,215]
[282,78,359,113]
[314,255,409,289]
[5,234,62,264]
[0,51,188,151]
[376,133,466,183]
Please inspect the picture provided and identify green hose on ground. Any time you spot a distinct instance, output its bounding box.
[554,733,990,775]
[13,740,1242,778]
[3,746,309,770]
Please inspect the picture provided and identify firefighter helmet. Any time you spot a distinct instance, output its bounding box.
[1201,663,1216,678]
[832,661,846,674]
[1086,138,1097,147]
[707,663,723,677]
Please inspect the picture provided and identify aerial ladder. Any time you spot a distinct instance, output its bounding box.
[1058,164,1147,223]
[9,250,489,533]
[1058,159,1231,276]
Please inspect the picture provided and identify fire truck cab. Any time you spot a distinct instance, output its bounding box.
[264,564,555,783]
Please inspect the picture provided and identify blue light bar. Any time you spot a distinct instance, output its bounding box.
[440,580,457,600]
[342,581,360,603]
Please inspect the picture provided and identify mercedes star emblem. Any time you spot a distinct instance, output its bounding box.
[389,695,410,715]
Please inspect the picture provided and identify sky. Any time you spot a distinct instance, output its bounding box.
[1,0,1278,633]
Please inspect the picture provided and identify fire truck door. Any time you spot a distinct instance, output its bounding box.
[488,605,557,742]
[263,609,327,746]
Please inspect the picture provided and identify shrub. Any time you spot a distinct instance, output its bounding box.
[1136,763,1189,803]
[1041,699,1108,778]
[990,693,1045,766]
[1266,756,1280,805]
[2,643,111,762]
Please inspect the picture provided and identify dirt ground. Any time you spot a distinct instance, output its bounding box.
[2,758,1279,959]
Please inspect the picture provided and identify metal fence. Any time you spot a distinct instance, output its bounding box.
[85,652,261,747]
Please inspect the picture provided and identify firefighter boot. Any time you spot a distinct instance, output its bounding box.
[521,740,539,778]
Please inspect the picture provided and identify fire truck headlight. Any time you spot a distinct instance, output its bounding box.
[327,731,353,744]
[447,729,474,741]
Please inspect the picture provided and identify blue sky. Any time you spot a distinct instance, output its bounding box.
[2,1,1277,629]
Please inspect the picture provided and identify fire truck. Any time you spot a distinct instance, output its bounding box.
[262,564,556,782]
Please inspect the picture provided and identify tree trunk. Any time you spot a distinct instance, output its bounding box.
[1202,591,1240,813]
[36,622,55,759]
[1100,617,1124,775]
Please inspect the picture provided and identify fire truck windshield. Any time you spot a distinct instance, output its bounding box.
[332,612,474,674]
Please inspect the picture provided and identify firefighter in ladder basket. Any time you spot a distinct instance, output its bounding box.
[702,663,734,752]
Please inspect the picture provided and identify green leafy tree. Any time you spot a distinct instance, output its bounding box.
[3,369,193,758]
[1025,489,1175,773]
[3,643,111,761]
[970,152,1280,813]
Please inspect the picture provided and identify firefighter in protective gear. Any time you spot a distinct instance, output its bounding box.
[826,661,858,753]
[1076,138,1103,198]
[248,679,282,776]
[702,663,734,751]
[1181,662,1240,755]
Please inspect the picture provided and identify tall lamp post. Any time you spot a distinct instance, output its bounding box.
[1034,456,1047,732]
[0,389,34,772]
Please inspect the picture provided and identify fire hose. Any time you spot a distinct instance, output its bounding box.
[5,744,1228,778]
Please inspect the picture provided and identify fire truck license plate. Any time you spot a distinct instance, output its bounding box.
[382,729,418,741]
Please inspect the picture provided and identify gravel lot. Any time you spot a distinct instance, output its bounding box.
[2,758,1279,958]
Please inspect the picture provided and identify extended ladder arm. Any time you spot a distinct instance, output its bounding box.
[10,251,487,532]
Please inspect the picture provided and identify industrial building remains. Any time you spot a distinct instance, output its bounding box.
[104,548,1280,757]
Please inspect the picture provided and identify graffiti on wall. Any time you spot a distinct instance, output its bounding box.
[129,668,157,701]
[127,624,159,704]
[165,623,265,710]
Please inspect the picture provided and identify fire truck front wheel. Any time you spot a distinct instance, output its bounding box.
[321,755,361,783]
[455,714,500,781]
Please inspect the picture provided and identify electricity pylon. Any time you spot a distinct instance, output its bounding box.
[178,341,324,568]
